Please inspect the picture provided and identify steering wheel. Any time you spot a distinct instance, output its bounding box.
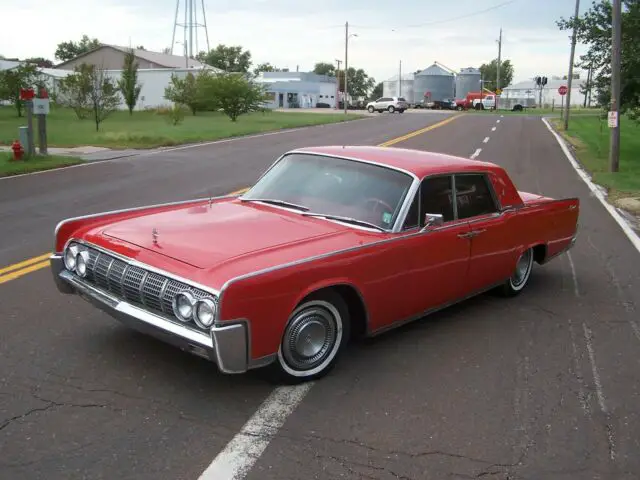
[362,197,394,216]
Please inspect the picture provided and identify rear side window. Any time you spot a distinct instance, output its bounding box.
[455,174,498,219]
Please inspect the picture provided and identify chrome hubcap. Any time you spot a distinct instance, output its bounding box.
[282,306,337,371]
[512,249,532,287]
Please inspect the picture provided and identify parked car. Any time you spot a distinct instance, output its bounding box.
[51,146,579,383]
[366,97,409,113]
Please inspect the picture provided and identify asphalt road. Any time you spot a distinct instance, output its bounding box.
[1,111,639,480]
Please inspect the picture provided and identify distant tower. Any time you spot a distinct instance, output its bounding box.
[171,0,210,60]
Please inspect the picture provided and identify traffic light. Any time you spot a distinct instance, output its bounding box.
[542,76,548,86]
[536,76,541,86]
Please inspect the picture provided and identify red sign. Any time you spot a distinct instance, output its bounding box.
[558,85,568,96]
[19,88,35,100]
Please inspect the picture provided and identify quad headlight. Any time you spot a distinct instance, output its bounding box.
[64,243,80,270]
[64,242,90,276]
[172,291,218,328]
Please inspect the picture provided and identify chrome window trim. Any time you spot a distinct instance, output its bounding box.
[63,238,222,297]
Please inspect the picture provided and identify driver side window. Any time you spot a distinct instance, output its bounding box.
[401,175,455,230]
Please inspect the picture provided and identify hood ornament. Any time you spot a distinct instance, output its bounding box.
[152,228,159,244]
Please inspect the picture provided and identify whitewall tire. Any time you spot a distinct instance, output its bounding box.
[500,247,534,296]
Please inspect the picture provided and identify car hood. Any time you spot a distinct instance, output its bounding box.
[97,199,356,269]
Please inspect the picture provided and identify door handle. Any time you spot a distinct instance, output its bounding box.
[471,228,486,235]
[457,232,475,239]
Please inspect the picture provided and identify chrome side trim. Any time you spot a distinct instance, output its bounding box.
[65,238,222,297]
[54,194,237,237]
[368,279,508,337]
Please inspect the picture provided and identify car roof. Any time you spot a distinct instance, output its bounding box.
[290,145,501,179]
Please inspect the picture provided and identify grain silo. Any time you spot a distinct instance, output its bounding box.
[382,73,415,103]
[414,63,455,102]
[455,67,481,99]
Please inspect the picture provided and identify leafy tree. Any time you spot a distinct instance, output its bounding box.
[479,58,513,91]
[370,82,383,99]
[55,35,100,62]
[58,63,121,130]
[253,62,288,75]
[337,67,376,98]
[24,57,54,68]
[0,64,40,116]
[117,48,142,115]
[557,0,640,121]
[313,62,336,76]
[163,72,202,115]
[198,72,268,121]
[197,44,252,73]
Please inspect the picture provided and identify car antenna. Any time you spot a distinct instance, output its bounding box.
[208,190,213,208]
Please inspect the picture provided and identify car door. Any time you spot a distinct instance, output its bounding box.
[398,175,472,317]
[453,172,519,294]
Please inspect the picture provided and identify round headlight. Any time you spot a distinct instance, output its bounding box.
[173,292,195,322]
[194,298,217,328]
[64,243,79,270]
[76,250,90,277]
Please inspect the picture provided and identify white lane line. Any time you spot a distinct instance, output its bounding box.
[491,126,497,132]
[470,148,482,160]
[483,137,490,144]
[198,383,314,480]
[567,318,591,415]
[496,119,501,124]
[582,323,608,415]
[500,115,504,118]
[542,117,640,254]
[566,251,580,298]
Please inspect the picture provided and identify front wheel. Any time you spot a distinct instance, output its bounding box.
[367,106,375,113]
[269,291,350,384]
[499,248,534,296]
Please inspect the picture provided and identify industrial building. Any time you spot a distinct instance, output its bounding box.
[382,63,480,105]
[255,71,339,109]
[501,78,590,107]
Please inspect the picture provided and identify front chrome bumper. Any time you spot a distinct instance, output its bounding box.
[50,255,249,374]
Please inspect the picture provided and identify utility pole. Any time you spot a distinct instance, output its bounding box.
[335,58,342,110]
[609,0,621,172]
[344,21,349,114]
[496,27,502,111]
[563,0,580,130]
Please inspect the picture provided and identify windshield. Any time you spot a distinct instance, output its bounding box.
[242,153,414,230]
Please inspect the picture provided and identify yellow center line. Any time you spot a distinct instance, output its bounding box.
[1,117,457,286]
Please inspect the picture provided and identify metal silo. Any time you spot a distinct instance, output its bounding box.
[455,67,481,99]
[382,73,415,102]
[414,63,455,103]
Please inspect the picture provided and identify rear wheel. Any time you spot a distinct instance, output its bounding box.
[269,291,350,384]
[499,247,534,296]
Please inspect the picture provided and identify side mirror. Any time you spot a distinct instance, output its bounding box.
[420,213,444,232]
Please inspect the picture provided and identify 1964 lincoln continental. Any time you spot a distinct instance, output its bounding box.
[51,146,579,382]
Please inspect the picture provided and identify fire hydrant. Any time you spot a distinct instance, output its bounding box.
[11,140,24,161]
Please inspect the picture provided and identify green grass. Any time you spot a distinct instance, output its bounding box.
[0,152,84,177]
[0,106,364,149]
[551,115,640,208]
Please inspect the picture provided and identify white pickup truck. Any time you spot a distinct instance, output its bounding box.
[473,95,536,111]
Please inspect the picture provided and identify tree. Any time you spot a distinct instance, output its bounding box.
[197,45,252,73]
[164,72,202,115]
[58,63,121,130]
[0,64,40,117]
[479,59,513,91]
[198,72,268,121]
[24,57,54,68]
[253,62,288,75]
[55,35,100,62]
[370,82,383,99]
[313,62,336,76]
[557,0,640,121]
[117,48,142,115]
[336,67,376,98]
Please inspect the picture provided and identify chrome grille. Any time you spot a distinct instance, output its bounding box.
[75,245,215,330]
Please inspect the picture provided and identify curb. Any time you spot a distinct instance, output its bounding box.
[541,117,640,254]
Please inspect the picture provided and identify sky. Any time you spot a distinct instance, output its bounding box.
[1,0,591,85]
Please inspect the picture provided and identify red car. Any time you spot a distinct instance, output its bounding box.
[51,146,579,383]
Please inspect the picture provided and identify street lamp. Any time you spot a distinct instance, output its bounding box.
[335,58,342,109]
[344,22,358,114]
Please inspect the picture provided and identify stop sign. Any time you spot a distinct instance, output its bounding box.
[558,85,568,95]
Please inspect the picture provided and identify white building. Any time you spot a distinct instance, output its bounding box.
[502,78,592,108]
[255,71,339,109]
